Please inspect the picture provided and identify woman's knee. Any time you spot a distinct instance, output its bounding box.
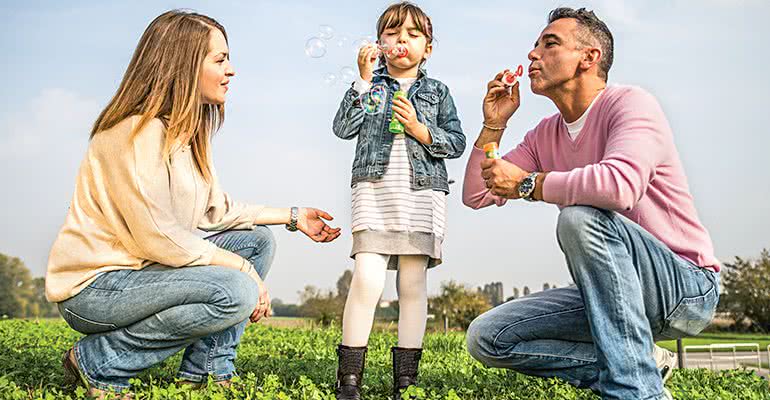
[211,269,259,323]
[249,225,276,278]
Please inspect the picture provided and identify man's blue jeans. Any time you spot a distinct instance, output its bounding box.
[57,226,276,392]
[466,206,719,400]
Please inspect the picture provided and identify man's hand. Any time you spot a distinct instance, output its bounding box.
[298,208,341,242]
[483,70,521,127]
[249,274,271,323]
[480,158,529,199]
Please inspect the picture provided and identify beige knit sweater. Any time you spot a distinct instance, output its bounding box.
[45,116,264,302]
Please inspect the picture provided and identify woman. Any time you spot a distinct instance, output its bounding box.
[45,10,340,396]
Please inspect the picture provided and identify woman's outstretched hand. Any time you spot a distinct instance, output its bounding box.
[298,208,341,243]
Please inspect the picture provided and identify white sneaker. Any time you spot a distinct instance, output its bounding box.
[652,345,678,384]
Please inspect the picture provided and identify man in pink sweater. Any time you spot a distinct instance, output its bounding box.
[462,8,719,400]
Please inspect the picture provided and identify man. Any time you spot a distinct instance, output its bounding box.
[462,7,720,400]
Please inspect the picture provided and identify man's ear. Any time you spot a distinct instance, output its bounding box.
[580,47,602,72]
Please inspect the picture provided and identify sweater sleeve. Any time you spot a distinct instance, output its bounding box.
[97,119,218,267]
[462,129,540,209]
[542,87,670,211]
[198,164,265,231]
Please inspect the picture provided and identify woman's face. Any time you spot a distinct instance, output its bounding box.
[199,29,235,105]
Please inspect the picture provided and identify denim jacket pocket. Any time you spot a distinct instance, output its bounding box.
[58,304,117,334]
[415,91,439,119]
[660,283,718,339]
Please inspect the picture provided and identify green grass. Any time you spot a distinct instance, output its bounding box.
[1,319,769,399]
[657,333,770,353]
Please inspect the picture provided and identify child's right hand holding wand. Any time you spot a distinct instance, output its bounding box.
[357,43,379,83]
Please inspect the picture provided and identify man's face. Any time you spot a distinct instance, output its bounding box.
[527,18,586,96]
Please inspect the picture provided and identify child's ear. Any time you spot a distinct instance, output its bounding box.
[423,42,433,60]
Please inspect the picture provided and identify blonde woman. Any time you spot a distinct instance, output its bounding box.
[45,10,340,396]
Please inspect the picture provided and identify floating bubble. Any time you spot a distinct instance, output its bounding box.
[352,37,372,53]
[359,84,388,114]
[336,35,349,48]
[305,37,327,58]
[339,66,356,84]
[319,25,334,40]
[323,72,337,86]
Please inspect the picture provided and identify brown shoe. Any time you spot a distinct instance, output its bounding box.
[62,348,89,389]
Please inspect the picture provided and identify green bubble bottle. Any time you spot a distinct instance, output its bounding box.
[389,90,406,134]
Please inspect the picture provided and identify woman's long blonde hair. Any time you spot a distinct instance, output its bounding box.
[91,9,227,182]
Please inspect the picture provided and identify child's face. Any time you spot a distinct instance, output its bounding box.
[378,14,432,73]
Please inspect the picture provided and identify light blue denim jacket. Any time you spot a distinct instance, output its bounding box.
[332,67,465,193]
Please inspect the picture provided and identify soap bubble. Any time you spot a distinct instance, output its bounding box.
[323,72,337,86]
[305,37,327,58]
[336,35,349,48]
[319,25,334,40]
[359,84,388,114]
[352,37,372,53]
[339,66,356,84]
[380,43,408,59]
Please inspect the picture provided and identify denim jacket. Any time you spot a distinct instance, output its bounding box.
[332,67,465,193]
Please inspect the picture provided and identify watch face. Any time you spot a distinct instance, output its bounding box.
[519,179,534,196]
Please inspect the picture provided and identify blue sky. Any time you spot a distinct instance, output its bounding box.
[1,0,768,303]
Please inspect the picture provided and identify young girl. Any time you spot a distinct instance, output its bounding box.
[331,3,465,399]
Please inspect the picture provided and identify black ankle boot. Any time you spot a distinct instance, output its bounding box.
[335,344,367,400]
[391,347,422,400]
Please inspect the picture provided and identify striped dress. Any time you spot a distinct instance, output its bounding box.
[350,78,446,270]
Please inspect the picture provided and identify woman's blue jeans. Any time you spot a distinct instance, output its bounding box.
[466,206,719,400]
[57,226,276,392]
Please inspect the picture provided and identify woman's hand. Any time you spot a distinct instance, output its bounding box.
[297,208,341,242]
[249,273,271,323]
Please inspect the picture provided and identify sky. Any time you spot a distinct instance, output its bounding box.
[1,0,768,303]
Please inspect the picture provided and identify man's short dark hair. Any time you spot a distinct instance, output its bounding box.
[548,7,614,81]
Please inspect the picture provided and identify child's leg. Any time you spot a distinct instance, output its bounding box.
[341,252,389,346]
[396,255,429,348]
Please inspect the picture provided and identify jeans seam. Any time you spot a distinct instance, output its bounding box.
[207,335,219,374]
[491,306,589,362]
[75,341,131,392]
[600,216,651,397]
[508,350,595,364]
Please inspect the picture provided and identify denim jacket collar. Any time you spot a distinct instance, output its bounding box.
[372,66,428,82]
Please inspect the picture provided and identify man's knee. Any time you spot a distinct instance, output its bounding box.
[465,313,499,366]
[556,206,617,249]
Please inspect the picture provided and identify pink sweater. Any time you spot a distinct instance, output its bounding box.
[463,85,719,271]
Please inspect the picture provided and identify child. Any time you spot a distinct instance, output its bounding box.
[331,3,466,399]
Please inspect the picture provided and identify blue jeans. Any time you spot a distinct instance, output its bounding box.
[466,206,719,400]
[57,226,276,392]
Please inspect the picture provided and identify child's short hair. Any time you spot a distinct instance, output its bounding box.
[376,2,433,67]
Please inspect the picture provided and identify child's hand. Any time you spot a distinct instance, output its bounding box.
[357,44,379,83]
[393,95,431,144]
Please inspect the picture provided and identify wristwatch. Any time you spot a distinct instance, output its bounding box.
[285,207,299,232]
[518,172,539,202]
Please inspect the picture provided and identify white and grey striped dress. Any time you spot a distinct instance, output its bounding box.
[350,78,446,269]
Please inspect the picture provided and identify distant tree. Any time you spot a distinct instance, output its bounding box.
[297,285,341,326]
[271,298,300,317]
[429,280,492,330]
[336,269,353,300]
[523,286,531,296]
[0,254,34,318]
[512,287,520,299]
[543,283,551,291]
[717,249,770,331]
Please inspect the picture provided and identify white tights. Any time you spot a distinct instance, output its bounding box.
[341,252,428,348]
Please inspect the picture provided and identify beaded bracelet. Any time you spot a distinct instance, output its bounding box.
[482,122,506,131]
